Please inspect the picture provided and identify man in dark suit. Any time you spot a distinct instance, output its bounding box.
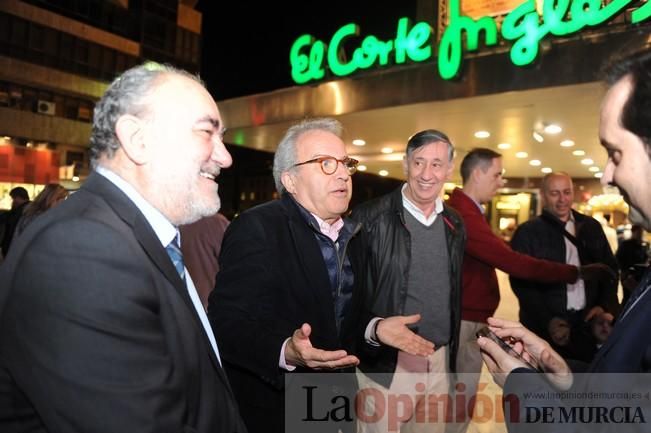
[0,63,246,432]
[477,47,651,431]
[209,118,433,433]
[510,172,619,362]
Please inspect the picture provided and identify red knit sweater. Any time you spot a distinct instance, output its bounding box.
[446,188,578,323]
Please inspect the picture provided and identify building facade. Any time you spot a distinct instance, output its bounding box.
[0,0,202,208]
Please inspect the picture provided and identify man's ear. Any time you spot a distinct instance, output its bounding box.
[115,114,149,165]
[281,171,297,194]
[402,155,409,176]
[470,166,481,184]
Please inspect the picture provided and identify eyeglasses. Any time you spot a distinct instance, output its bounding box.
[292,156,359,175]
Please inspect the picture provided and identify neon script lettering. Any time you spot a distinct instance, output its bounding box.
[439,0,651,79]
[290,0,651,84]
[290,18,432,84]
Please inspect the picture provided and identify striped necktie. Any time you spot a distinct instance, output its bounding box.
[165,234,185,281]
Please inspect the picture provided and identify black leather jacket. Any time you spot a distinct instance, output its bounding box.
[350,187,466,385]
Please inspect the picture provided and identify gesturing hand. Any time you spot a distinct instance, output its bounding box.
[284,323,359,370]
[375,314,435,357]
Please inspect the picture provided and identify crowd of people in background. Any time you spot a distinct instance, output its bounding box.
[0,47,650,433]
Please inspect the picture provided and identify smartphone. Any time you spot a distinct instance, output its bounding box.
[476,326,541,372]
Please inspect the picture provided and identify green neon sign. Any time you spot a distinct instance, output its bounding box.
[290,18,432,84]
[289,0,651,84]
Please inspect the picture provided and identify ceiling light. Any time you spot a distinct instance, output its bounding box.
[529,159,541,166]
[72,176,80,182]
[533,131,544,143]
[544,124,562,134]
[497,143,511,149]
[381,147,393,154]
[572,150,586,156]
[595,172,603,178]
[357,165,367,172]
[589,166,600,172]
[541,167,552,173]
[515,151,528,158]
[560,139,575,147]
[581,158,594,165]
[474,131,490,139]
[378,169,389,177]
[352,139,366,146]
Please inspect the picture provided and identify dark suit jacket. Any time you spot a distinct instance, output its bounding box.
[209,194,363,433]
[502,270,651,433]
[510,210,619,342]
[0,172,246,433]
[589,268,651,373]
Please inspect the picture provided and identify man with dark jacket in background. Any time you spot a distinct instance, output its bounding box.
[510,172,619,362]
[0,186,30,258]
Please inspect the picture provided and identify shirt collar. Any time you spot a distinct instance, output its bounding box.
[95,166,177,247]
[401,183,443,224]
[458,188,484,214]
[311,213,344,242]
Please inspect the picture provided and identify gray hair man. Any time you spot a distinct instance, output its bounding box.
[0,63,246,432]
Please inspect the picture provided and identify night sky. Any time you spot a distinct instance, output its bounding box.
[197,1,417,100]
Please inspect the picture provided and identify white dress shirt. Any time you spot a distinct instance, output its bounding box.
[564,217,586,311]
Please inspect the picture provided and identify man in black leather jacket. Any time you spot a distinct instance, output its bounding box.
[351,129,466,433]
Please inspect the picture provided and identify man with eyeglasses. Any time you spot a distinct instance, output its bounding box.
[351,129,466,433]
[209,118,434,433]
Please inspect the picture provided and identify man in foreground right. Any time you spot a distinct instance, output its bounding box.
[477,47,651,431]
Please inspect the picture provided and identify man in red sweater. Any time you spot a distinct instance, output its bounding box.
[446,147,612,430]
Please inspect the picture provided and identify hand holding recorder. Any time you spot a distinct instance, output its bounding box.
[477,317,573,390]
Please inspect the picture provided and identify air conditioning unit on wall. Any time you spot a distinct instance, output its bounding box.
[37,100,56,115]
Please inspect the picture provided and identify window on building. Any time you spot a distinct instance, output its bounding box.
[0,13,10,46]
[0,82,9,107]
[10,17,27,46]
[28,23,45,52]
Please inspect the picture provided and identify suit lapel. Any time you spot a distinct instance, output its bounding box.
[283,198,339,338]
[83,173,228,378]
[590,283,651,370]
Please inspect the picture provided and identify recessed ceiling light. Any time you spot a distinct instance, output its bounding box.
[544,124,562,134]
[357,165,367,172]
[497,143,511,149]
[381,147,393,154]
[352,139,366,146]
[595,172,603,178]
[515,151,528,158]
[560,139,575,147]
[533,131,544,143]
[581,158,594,165]
[378,169,389,177]
[529,159,542,166]
[572,150,586,156]
[589,166,600,172]
[474,130,490,139]
[541,167,552,173]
